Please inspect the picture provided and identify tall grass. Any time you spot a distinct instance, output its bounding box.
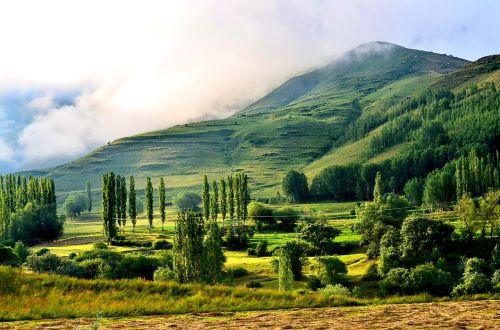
[0,266,497,322]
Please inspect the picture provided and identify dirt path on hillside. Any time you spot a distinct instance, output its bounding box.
[4,300,499,329]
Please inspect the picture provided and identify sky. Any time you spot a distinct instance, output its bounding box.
[0,0,499,173]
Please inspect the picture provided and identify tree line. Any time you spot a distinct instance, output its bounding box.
[0,174,61,245]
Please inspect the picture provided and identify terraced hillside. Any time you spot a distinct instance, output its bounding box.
[29,42,470,200]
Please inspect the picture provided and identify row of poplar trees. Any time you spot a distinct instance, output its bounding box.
[201,172,250,225]
[0,174,58,244]
[101,172,167,245]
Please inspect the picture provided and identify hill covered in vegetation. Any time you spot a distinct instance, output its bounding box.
[27,42,490,201]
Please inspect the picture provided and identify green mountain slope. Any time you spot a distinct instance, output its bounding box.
[30,42,471,201]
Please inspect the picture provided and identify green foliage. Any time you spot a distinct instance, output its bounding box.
[404,178,424,206]
[153,239,172,250]
[102,172,117,245]
[0,245,20,266]
[220,178,227,224]
[228,267,248,278]
[298,222,341,253]
[255,240,268,257]
[202,175,210,222]
[274,207,301,231]
[362,264,381,281]
[278,248,294,291]
[63,192,89,218]
[452,257,492,296]
[13,241,29,263]
[315,257,348,286]
[86,180,92,212]
[318,284,351,297]
[307,275,324,291]
[173,210,204,283]
[245,280,262,288]
[248,202,274,227]
[224,226,251,250]
[423,163,456,211]
[128,176,137,233]
[202,220,226,284]
[173,192,201,211]
[380,267,410,295]
[272,241,308,280]
[145,177,154,233]
[159,177,166,231]
[407,263,452,296]
[153,266,175,281]
[282,170,309,203]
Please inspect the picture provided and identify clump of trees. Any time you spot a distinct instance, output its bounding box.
[0,174,61,246]
[248,202,301,232]
[282,170,309,203]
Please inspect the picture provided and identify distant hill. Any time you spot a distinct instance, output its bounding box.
[26,42,479,202]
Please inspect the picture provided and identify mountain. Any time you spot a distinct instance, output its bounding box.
[27,42,475,201]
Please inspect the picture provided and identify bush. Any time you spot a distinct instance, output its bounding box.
[316,257,348,286]
[274,207,301,231]
[63,192,89,218]
[380,267,410,295]
[492,270,500,287]
[153,266,175,281]
[407,263,452,296]
[36,248,50,256]
[0,245,20,266]
[307,275,324,291]
[362,263,381,281]
[78,258,105,279]
[153,239,172,250]
[255,240,268,257]
[26,252,63,273]
[112,237,152,248]
[247,248,256,256]
[228,267,248,278]
[318,284,351,297]
[173,192,201,211]
[248,202,274,227]
[246,280,262,289]
[452,257,492,296]
[110,253,161,280]
[13,241,30,263]
[224,227,250,250]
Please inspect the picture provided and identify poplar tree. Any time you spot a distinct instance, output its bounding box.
[120,177,127,228]
[202,175,210,222]
[102,172,117,245]
[228,175,234,221]
[278,248,294,291]
[242,173,249,222]
[159,177,166,232]
[220,178,227,226]
[173,210,204,283]
[374,171,383,205]
[202,220,226,284]
[235,174,241,221]
[115,175,123,227]
[211,180,219,221]
[146,177,154,233]
[128,176,137,233]
[86,180,92,212]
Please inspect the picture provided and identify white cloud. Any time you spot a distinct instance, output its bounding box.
[0,138,14,162]
[0,0,497,169]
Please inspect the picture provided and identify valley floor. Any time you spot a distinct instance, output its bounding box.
[4,300,499,329]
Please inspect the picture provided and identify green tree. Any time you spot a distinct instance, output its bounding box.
[120,177,127,228]
[211,180,219,221]
[63,192,89,218]
[282,170,309,203]
[202,220,226,283]
[102,172,117,245]
[228,175,234,221]
[173,192,201,210]
[220,178,227,226]
[172,210,204,283]
[455,193,479,240]
[403,178,424,206]
[202,175,210,222]
[115,175,123,227]
[298,223,341,253]
[278,248,294,291]
[373,171,383,204]
[145,177,154,233]
[86,180,92,212]
[128,176,137,233]
[159,177,166,232]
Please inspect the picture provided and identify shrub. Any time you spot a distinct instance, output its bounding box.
[112,237,152,248]
[248,202,274,227]
[153,266,175,281]
[380,267,410,295]
[13,241,30,263]
[246,280,262,289]
[247,248,256,256]
[224,227,250,250]
[153,239,172,250]
[110,253,161,280]
[452,257,492,296]
[362,263,381,281]
[78,258,105,279]
[316,257,348,286]
[228,267,248,278]
[274,207,301,231]
[26,252,63,273]
[351,286,363,298]
[255,240,268,257]
[492,270,500,287]
[407,263,452,296]
[36,248,50,256]
[319,284,351,297]
[0,245,20,266]
[173,192,201,211]
[307,275,324,291]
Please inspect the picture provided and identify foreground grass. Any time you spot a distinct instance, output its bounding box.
[1,267,497,322]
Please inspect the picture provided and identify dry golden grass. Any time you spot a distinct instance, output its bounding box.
[5,300,499,329]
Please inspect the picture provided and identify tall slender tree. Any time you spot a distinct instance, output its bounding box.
[102,172,117,245]
[220,178,227,226]
[278,248,293,291]
[159,177,166,232]
[228,175,234,222]
[115,175,123,228]
[86,180,92,212]
[173,210,204,283]
[374,171,383,205]
[202,220,226,284]
[235,174,241,221]
[211,180,219,221]
[128,176,137,233]
[120,176,127,229]
[202,175,210,222]
[146,177,154,233]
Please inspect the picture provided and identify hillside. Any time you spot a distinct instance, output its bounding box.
[28,42,471,201]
